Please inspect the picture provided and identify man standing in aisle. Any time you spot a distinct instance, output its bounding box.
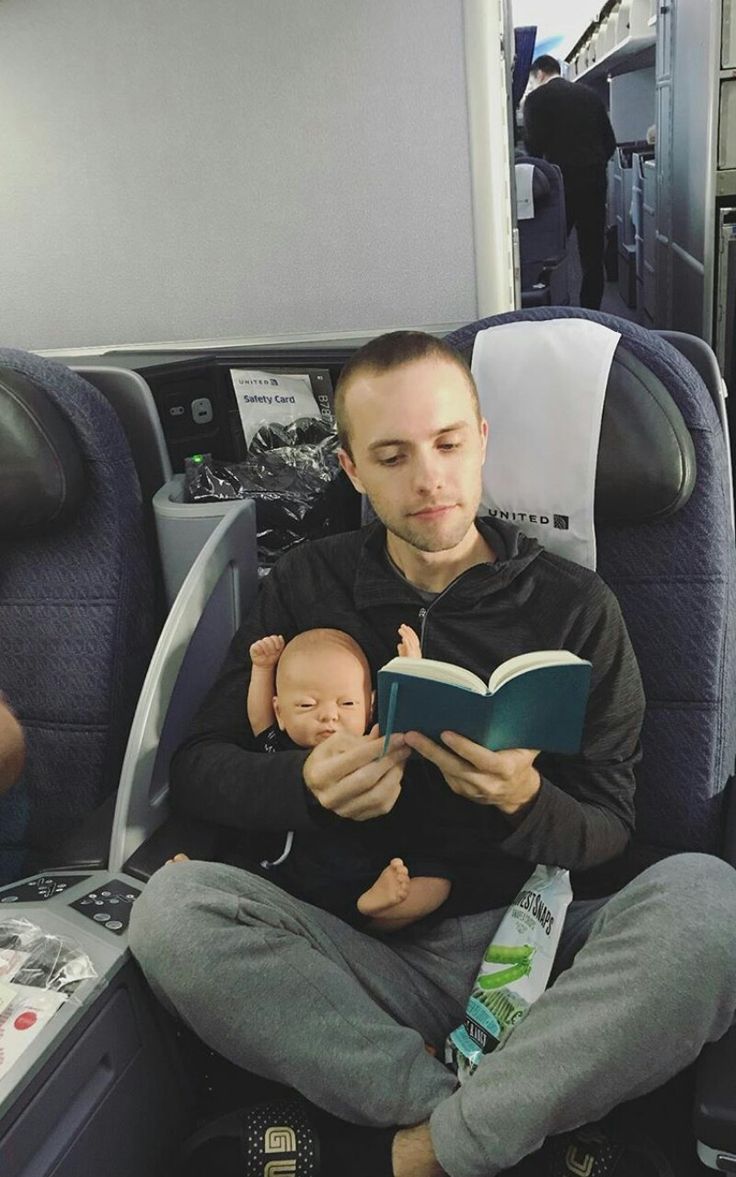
[523,54,617,310]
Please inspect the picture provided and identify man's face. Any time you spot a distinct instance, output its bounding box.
[338,356,488,555]
[273,646,371,748]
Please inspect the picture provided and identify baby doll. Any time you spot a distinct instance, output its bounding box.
[247,625,451,931]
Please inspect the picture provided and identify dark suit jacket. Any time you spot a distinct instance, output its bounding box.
[523,77,616,177]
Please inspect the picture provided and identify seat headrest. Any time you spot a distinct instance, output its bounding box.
[456,335,696,526]
[531,167,551,203]
[0,367,86,537]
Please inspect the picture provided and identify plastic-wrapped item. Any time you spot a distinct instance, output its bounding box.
[183,417,343,568]
[0,917,97,996]
[446,865,572,1080]
[0,918,97,1079]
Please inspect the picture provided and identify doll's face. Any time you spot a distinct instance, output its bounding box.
[273,645,372,748]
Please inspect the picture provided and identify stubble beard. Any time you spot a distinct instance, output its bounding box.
[382,505,478,554]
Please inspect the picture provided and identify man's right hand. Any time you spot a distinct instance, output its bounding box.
[303,726,410,820]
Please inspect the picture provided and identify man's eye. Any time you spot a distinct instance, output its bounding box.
[439,441,460,452]
[340,700,356,708]
[378,454,403,467]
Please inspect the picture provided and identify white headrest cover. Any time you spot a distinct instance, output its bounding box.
[472,318,621,569]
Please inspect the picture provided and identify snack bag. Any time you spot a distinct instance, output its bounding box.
[446,864,572,1081]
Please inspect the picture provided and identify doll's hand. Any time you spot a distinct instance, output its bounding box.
[397,624,421,659]
[250,634,286,669]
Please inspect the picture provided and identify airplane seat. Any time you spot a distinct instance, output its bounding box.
[515,156,570,308]
[0,350,158,883]
[0,351,258,1176]
[446,307,736,872]
[444,307,736,1167]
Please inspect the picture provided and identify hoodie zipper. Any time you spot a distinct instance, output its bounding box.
[417,567,480,652]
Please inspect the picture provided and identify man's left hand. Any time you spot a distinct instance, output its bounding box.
[403,730,541,818]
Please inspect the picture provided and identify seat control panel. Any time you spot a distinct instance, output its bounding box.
[68,879,142,935]
[0,875,91,903]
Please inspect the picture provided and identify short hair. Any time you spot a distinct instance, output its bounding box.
[334,330,480,456]
[531,55,561,77]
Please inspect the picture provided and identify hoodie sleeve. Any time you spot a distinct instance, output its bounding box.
[499,578,643,869]
[169,556,316,834]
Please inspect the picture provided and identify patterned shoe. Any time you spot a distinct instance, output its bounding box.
[180,1098,320,1177]
[543,1122,676,1177]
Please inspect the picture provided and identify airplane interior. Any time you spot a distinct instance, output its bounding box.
[1,1,736,1175]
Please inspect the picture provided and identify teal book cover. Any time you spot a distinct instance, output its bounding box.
[377,654,592,754]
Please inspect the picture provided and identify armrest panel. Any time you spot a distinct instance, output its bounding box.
[695,1024,736,1153]
[109,499,258,872]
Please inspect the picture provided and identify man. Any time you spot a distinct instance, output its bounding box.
[0,697,24,794]
[523,55,617,311]
[130,331,736,1177]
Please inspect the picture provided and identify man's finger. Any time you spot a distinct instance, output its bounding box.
[337,765,404,819]
[433,730,501,769]
[319,730,406,779]
[403,730,469,773]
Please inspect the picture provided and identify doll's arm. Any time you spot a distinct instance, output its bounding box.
[248,635,286,736]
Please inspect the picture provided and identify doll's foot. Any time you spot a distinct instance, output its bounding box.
[357,858,411,916]
[167,852,190,864]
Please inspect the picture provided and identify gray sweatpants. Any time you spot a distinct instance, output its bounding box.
[129,852,736,1177]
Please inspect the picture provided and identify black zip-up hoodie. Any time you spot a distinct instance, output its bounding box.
[170,517,644,911]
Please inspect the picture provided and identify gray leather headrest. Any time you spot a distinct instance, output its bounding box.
[0,368,86,536]
[460,338,696,525]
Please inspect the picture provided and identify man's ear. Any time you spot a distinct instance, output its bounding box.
[479,418,489,463]
[272,697,286,732]
[338,447,367,496]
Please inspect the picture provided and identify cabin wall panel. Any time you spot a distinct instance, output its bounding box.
[0,0,477,349]
[609,67,656,142]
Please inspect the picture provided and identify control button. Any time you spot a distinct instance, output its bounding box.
[94,900,104,906]
[101,891,111,897]
[88,893,97,899]
[125,894,137,901]
[106,920,123,931]
[93,912,110,922]
[1,896,18,903]
[80,899,93,906]
[109,898,120,904]
[168,404,185,417]
[191,397,214,425]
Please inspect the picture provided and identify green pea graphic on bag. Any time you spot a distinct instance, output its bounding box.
[446,865,572,1081]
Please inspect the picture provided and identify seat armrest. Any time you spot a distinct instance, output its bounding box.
[109,498,259,872]
[721,776,736,867]
[123,814,220,883]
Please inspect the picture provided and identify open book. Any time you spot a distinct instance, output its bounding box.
[378,650,592,755]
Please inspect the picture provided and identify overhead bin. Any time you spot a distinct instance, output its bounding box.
[571,0,655,81]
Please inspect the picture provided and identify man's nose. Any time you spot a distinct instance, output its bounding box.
[412,450,444,493]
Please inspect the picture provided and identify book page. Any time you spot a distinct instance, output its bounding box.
[380,657,487,694]
[488,650,584,694]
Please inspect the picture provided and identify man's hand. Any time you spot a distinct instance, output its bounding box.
[0,699,24,795]
[304,726,410,821]
[403,730,541,818]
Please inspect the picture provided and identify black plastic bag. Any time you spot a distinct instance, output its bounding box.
[183,418,343,568]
